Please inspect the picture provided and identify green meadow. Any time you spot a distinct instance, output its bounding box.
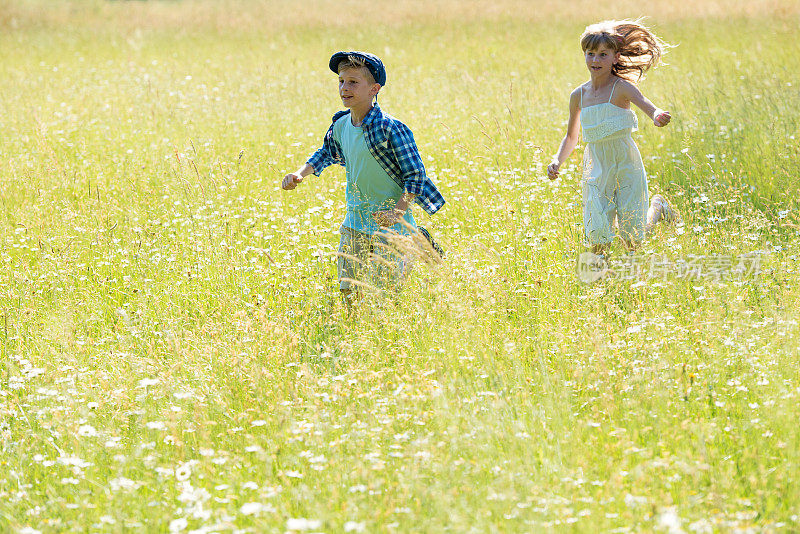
[1,0,799,531]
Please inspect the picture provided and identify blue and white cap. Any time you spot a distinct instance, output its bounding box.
[329,51,387,86]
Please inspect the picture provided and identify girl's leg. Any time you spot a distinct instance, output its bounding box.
[621,238,641,253]
[645,194,676,234]
[591,243,610,257]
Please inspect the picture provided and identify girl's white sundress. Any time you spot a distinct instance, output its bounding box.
[580,79,648,245]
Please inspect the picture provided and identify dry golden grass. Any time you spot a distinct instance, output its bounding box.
[2,0,800,32]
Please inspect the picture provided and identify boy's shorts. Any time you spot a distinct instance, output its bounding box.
[337,225,411,292]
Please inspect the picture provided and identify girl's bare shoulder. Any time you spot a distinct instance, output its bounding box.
[572,81,591,95]
[614,77,640,96]
[569,84,587,104]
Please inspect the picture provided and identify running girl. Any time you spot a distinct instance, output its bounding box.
[548,19,674,254]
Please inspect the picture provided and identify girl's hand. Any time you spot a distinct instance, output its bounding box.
[654,110,671,127]
[547,161,560,180]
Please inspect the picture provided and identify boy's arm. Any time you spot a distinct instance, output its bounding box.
[624,81,671,127]
[394,191,416,212]
[281,148,326,191]
[304,143,335,178]
[282,115,347,191]
[390,122,426,198]
[548,88,581,180]
[373,191,417,227]
[372,121,425,225]
[388,122,445,216]
[281,163,315,190]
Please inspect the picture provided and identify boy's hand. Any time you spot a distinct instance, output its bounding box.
[654,110,671,127]
[373,209,402,227]
[547,162,560,180]
[281,173,303,190]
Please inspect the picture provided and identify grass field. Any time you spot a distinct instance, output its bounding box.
[2,0,800,531]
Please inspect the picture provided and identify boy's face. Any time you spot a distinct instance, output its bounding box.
[338,67,380,110]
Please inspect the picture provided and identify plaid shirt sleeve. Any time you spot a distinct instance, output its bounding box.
[307,146,334,176]
[387,121,446,215]
[306,113,347,176]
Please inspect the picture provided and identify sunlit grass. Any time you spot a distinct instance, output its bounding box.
[1,1,799,532]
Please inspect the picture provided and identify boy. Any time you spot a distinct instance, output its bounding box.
[281,51,445,298]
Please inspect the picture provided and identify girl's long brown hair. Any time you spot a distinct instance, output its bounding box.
[580,19,669,82]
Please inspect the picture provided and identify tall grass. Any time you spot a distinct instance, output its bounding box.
[1,1,799,532]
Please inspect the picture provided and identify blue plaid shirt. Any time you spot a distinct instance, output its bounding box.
[306,105,445,215]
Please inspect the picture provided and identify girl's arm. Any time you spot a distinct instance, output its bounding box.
[547,88,582,179]
[624,81,671,127]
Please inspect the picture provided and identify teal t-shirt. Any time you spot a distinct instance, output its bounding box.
[333,114,417,235]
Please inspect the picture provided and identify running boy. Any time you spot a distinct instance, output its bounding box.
[281,51,445,298]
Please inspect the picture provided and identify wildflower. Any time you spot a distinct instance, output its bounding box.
[77,424,98,437]
[624,494,647,507]
[168,517,188,532]
[240,502,264,515]
[109,477,142,491]
[178,484,210,504]
[58,456,91,469]
[137,378,160,388]
[175,461,195,481]
[658,507,683,534]
[155,467,173,477]
[286,518,322,531]
[25,368,46,379]
[687,519,713,533]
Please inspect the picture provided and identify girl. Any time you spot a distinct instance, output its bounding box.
[548,19,674,254]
